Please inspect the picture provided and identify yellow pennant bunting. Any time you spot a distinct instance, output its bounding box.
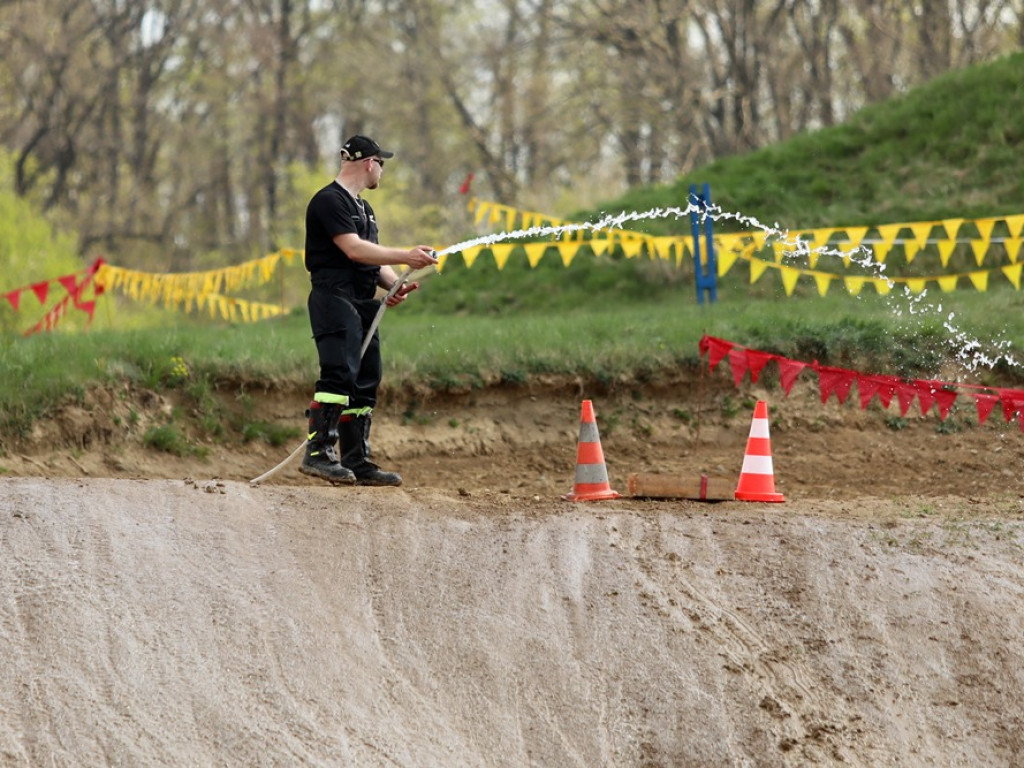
[749,259,770,284]
[937,275,959,293]
[975,218,996,242]
[967,271,989,292]
[909,223,933,248]
[812,272,833,297]
[717,249,739,277]
[937,240,957,267]
[844,276,866,296]
[970,239,990,266]
[1005,214,1024,238]
[1002,262,1023,289]
[523,243,549,267]
[621,240,645,259]
[780,265,801,296]
[588,239,612,257]
[871,242,891,264]
[844,227,868,247]
[939,218,963,240]
[903,241,921,263]
[490,243,516,270]
[556,242,577,267]
[1003,237,1021,263]
[905,278,928,294]
[460,246,482,269]
[873,278,893,296]
[876,224,903,245]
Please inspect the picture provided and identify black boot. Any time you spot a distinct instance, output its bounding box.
[338,413,402,487]
[299,401,356,484]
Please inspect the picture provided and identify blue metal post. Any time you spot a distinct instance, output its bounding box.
[690,184,717,304]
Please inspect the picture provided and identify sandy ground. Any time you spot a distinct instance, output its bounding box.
[2,375,1024,766]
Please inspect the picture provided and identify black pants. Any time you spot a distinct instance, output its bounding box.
[309,288,381,410]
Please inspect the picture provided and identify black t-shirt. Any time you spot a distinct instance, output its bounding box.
[304,181,381,298]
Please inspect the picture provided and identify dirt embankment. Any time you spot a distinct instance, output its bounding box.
[2,376,1024,766]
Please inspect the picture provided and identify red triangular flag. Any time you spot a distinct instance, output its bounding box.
[1000,390,1024,423]
[4,289,20,311]
[458,172,474,195]
[728,348,750,387]
[915,380,937,417]
[777,358,806,395]
[934,388,959,420]
[894,381,918,417]
[874,376,898,408]
[30,281,50,304]
[747,350,775,383]
[706,337,733,372]
[974,392,999,425]
[817,365,855,404]
[58,274,79,297]
[857,375,881,410]
[77,299,96,320]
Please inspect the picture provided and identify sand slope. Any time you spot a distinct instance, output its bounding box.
[3,478,1024,767]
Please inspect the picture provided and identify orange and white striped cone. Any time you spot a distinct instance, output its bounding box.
[734,400,785,503]
[563,400,621,502]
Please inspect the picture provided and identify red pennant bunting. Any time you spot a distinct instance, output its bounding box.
[817,365,856,404]
[58,274,79,297]
[915,380,937,417]
[728,348,750,387]
[706,337,733,372]
[1000,390,1024,423]
[747,350,775,383]
[4,289,20,311]
[874,376,897,408]
[894,381,918,417]
[30,281,50,304]
[77,299,96,320]
[973,392,999,425]
[857,375,881,410]
[777,358,806,395]
[934,388,958,420]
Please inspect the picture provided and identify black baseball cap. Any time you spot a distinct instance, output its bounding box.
[340,135,394,160]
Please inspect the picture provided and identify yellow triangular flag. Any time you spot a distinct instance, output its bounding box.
[621,240,644,259]
[460,246,482,269]
[557,242,578,267]
[904,241,921,264]
[523,243,549,267]
[1004,237,1022,263]
[876,224,903,245]
[588,239,611,257]
[780,265,801,296]
[939,218,963,240]
[844,276,866,296]
[844,227,868,247]
[771,242,787,263]
[1001,262,1023,289]
[909,222,933,248]
[717,249,739,277]
[975,218,996,242]
[937,275,959,293]
[812,272,833,297]
[905,278,928,294]
[872,278,894,296]
[807,248,820,269]
[938,240,957,267]
[872,242,891,264]
[749,259,770,284]
[967,270,989,292]
[1004,214,1024,239]
[491,243,516,270]
[970,239,989,266]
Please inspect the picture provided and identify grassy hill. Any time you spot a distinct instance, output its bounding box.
[587,50,1024,233]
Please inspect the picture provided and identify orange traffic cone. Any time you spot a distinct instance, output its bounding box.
[734,400,785,502]
[563,400,621,502]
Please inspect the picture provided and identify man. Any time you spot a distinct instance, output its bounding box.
[301,134,438,486]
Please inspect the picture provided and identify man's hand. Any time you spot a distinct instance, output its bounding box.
[385,281,419,307]
[406,246,438,269]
